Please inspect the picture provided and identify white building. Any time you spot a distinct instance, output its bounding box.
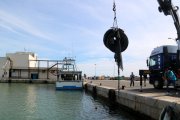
[6,52,37,68]
[0,52,38,80]
[0,57,11,80]
[0,52,60,82]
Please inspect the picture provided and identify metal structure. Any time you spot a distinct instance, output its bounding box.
[58,57,82,81]
[55,57,83,90]
[9,59,63,80]
[9,57,82,81]
[157,0,180,66]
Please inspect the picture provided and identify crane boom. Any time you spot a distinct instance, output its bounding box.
[157,0,180,66]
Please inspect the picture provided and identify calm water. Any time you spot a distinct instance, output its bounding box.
[0,84,139,120]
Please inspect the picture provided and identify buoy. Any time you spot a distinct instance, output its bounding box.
[103,28,128,71]
[103,28,128,53]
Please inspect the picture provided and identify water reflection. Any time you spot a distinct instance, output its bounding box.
[0,84,139,120]
[26,85,37,114]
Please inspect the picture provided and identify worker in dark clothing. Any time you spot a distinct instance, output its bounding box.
[130,72,135,87]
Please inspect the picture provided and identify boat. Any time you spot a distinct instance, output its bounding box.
[56,57,83,90]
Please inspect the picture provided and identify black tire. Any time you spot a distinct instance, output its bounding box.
[103,28,128,53]
[153,79,163,89]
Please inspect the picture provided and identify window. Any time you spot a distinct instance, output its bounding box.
[149,55,160,67]
[149,57,157,67]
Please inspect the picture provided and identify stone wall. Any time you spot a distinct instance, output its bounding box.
[85,83,180,120]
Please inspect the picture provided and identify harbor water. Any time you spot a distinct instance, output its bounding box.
[0,83,139,120]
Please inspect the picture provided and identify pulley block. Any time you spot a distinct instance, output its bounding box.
[103,28,128,53]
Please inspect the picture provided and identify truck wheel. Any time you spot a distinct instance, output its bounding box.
[153,80,163,89]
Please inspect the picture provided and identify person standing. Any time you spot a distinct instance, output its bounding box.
[163,68,177,94]
[130,72,135,87]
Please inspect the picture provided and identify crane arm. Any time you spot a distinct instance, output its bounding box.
[157,0,180,67]
[157,0,180,40]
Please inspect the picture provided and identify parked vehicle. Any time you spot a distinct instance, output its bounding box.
[147,45,180,88]
[140,0,180,89]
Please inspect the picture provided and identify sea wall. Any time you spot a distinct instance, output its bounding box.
[0,79,55,84]
[85,83,180,120]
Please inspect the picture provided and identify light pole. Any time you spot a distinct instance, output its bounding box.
[94,64,96,80]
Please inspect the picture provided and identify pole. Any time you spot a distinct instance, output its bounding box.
[94,64,96,80]
[140,75,143,92]
[177,40,180,67]
[117,66,120,97]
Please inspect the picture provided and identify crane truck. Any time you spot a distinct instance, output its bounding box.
[139,0,180,89]
[146,45,180,89]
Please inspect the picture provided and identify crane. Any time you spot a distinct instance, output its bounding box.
[157,0,180,66]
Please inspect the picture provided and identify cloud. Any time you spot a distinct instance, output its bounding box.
[0,10,54,41]
[0,0,179,77]
[67,0,111,24]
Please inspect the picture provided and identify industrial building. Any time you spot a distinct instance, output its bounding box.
[0,52,61,82]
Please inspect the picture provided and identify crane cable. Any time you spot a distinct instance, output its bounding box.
[112,0,121,92]
[103,0,129,92]
[113,0,118,28]
[112,0,123,71]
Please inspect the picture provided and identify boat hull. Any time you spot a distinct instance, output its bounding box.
[56,81,83,90]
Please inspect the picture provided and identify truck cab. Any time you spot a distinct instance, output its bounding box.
[148,45,178,88]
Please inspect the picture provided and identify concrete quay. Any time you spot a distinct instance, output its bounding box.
[84,80,180,120]
[0,79,56,84]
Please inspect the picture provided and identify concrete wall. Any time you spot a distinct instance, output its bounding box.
[29,54,37,67]
[6,52,37,68]
[38,70,57,80]
[0,57,7,79]
[0,57,10,80]
[85,83,180,120]
[21,70,29,78]
[10,69,57,81]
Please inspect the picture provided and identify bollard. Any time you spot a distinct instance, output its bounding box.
[140,75,143,92]
[122,85,125,90]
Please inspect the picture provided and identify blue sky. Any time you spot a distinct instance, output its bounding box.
[0,0,179,77]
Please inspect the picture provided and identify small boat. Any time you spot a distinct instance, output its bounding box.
[56,57,83,90]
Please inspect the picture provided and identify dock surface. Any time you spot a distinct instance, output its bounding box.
[85,80,180,120]
[86,79,180,96]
